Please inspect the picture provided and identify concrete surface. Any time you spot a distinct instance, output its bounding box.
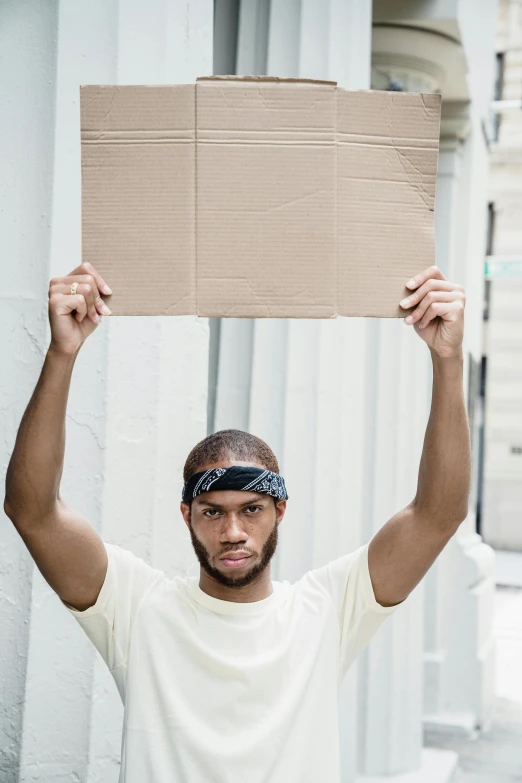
[356,748,459,783]
[426,563,522,782]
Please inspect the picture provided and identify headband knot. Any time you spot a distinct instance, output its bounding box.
[182,466,288,502]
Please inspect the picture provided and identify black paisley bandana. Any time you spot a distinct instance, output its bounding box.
[182,466,289,503]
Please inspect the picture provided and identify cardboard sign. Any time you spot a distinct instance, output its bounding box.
[81,76,441,318]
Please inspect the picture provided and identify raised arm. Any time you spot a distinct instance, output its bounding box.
[3,262,113,611]
[367,265,470,607]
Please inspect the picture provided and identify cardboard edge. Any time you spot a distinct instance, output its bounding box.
[334,86,442,103]
[194,81,198,317]
[197,74,337,87]
[334,86,339,318]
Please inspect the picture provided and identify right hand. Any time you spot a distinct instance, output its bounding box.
[48,262,112,356]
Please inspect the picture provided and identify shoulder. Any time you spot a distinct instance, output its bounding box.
[299,545,365,592]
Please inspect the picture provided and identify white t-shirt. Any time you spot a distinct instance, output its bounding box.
[62,540,403,783]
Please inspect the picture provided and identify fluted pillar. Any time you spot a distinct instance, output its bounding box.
[12,2,212,782]
[423,108,497,743]
[0,3,59,781]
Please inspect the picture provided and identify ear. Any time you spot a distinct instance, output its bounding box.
[275,499,286,525]
[180,502,191,527]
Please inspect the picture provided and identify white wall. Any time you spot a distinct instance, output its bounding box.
[422,0,498,742]
[2,2,211,781]
[0,0,498,781]
[0,2,59,780]
[483,0,522,551]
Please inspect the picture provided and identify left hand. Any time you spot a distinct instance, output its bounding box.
[399,266,465,359]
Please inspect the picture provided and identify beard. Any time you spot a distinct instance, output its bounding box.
[187,512,279,589]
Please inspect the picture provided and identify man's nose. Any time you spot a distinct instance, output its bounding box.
[221,512,247,540]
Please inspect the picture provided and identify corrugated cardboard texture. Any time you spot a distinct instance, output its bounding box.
[336,89,439,317]
[81,77,441,318]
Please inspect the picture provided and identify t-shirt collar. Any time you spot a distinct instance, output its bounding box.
[189,577,287,615]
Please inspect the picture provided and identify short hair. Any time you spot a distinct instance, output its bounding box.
[183,429,280,482]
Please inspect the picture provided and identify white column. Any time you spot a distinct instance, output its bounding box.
[19,4,118,781]
[434,140,463,282]
[357,322,432,779]
[327,0,373,89]
[0,2,58,781]
[11,2,212,781]
[266,0,301,75]
[277,320,320,579]
[237,0,270,75]
[213,320,254,432]
[336,317,375,783]
[243,318,287,579]
[423,117,496,740]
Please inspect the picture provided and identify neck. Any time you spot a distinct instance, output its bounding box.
[198,566,274,603]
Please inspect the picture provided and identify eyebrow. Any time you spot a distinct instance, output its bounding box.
[197,495,267,510]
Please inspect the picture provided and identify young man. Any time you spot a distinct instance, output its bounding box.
[4,261,470,783]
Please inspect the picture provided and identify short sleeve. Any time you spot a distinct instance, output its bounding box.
[306,541,405,677]
[60,541,166,693]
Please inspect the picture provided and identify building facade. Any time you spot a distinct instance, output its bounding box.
[0,1,498,781]
[482,0,522,552]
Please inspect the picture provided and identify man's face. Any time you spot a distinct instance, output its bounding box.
[180,485,286,589]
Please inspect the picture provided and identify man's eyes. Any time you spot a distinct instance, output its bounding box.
[202,506,262,517]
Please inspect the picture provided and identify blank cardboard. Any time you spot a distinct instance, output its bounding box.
[80,77,441,318]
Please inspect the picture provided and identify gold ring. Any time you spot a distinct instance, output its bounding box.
[70,281,78,295]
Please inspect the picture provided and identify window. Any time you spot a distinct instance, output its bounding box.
[486,202,495,256]
[483,279,491,322]
[492,52,505,141]
[484,202,495,322]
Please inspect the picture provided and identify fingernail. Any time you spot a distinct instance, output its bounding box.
[407,279,416,288]
[400,298,410,308]
[405,315,413,324]
[94,313,101,323]
[418,322,424,329]
[104,285,112,295]
[101,303,112,315]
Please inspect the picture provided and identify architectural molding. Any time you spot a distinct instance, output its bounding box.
[371,51,443,93]
[440,101,472,142]
[372,23,469,101]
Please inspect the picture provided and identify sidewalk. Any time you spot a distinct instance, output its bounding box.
[426,551,522,782]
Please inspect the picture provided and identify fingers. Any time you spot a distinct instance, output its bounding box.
[50,293,88,323]
[400,266,465,327]
[405,265,446,291]
[49,275,111,323]
[404,289,466,326]
[415,300,465,330]
[67,283,103,323]
[64,262,112,296]
[400,279,463,311]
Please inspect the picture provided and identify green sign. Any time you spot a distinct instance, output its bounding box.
[485,257,522,278]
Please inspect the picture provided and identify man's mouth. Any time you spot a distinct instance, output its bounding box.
[220,553,252,568]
